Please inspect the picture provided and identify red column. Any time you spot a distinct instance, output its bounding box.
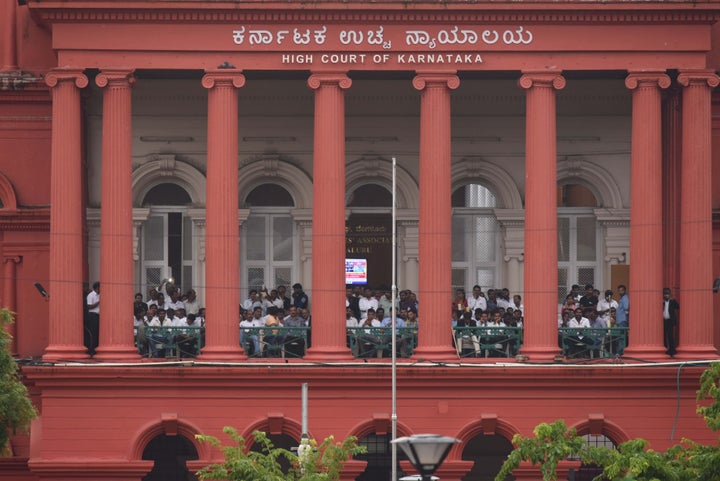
[518,72,565,362]
[0,0,17,71]
[199,70,245,360]
[305,73,353,360]
[676,70,720,359]
[412,72,459,360]
[3,256,20,356]
[43,69,90,361]
[94,70,140,361]
[623,72,670,360]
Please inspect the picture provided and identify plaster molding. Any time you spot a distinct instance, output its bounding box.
[346,155,417,209]
[238,155,313,209]
[132,155,207,207]
[557,157,624,209]
[452,157,523,209]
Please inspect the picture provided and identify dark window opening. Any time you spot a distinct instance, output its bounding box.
[143,183,192,206]
[348,184,392,208]
[142,434,199,481]
[355,434,407,481]
[461,434,514,481]
[245,184,295,207]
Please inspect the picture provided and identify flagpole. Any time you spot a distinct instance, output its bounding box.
[391,156,398,481]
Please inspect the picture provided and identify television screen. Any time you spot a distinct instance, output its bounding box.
[345,258,368,285]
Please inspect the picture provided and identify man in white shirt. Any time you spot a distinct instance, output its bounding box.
[85,281,100,356]
[358,308,382,357]
[358,287,378,320]
[242,290,263,315]
[467,285,487,317]
[596,290,618,326]
[567,307,596,357]
[240,307,263,357]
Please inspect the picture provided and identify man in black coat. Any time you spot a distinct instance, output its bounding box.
[663,287,680,357]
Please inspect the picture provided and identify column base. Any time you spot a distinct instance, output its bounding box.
[622,346,671,362]
[673,346,720,360]
[197,345,246,361]
[304,346,354,361]
[93,345,141,362]
[41,345,90,362]
[411,346,459,362]
[517,345,562,363]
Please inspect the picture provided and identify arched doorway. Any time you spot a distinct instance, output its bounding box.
[557,183,600,301]
[141,183,194,296]
[451,183,501,292]
[142,433,199,481]
[346,184,393,290]
[461,434,514,481]
[241,183,296,295]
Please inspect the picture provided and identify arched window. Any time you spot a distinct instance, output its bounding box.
[249,433,298,474]
[461,434,514,481]
[569,433,617,481]
[142,434,199,481]
[354,433,408,481]
[245,184,295,207]
[142,183,193,206]
[348,184,393,208]
[141,183,195,296]
[557,183,600,301]
[242,184,296,294]
[452,184,500,292]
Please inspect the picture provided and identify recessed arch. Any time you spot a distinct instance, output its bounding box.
[132,156,206,207]
[0,171,18,210]
[452,416,520,459]
[347,417,413,440]
[237,157,312,209]
[452,157,522,210]
[241,414,303,442]
[346,157,417,209]
[129,416,211,462]
[557,157,624,209]
[569,417,630,445]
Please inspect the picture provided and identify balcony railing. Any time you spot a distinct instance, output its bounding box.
[452,326,524,358]
[138,325,205,358]
[133,324,630,361]
[240,326,310,358]
[346,326,418,359]
[558,326,628,359]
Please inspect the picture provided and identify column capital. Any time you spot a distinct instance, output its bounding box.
[307,72,351,90]
[518,71,565,90]
[677,69,720,88]
[201,70,246,89]
[3,255,21,265]
[96,69,135,88]
[625,71,671,90]
[45,68,88,89]
[412,72,459,91]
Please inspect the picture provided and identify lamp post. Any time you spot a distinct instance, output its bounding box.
[391,434,460,481]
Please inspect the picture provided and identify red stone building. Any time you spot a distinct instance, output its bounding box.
[2,0,720,480]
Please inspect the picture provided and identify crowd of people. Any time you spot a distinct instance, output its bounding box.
[84,277,680,359]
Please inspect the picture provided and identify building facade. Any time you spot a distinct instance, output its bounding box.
[1,0,720,480]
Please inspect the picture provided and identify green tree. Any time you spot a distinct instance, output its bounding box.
[196,428,365,481]
[0,308,37,457]
[495,362,720,481]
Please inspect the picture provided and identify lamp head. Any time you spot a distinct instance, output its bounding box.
[392,434,460,478]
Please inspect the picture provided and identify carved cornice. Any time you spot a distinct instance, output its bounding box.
[30,8,720,25]
[0,209,50,231]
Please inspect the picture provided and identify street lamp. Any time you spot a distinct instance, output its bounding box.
[391,434,460,481]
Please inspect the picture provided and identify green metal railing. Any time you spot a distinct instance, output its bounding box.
[558,326,628,359]
[452,326,523,358]
[240,326,310,358]
[138,325,205,358]
[346,326,418,359]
